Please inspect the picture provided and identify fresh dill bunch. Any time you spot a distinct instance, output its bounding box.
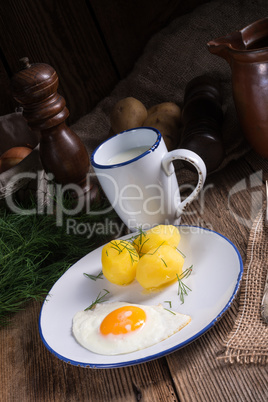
[0,196,116,326]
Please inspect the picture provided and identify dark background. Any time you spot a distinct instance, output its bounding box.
[0,0,209,124]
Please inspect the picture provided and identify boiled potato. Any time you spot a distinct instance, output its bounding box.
[135,245,184,290]
[110,97,148,134]
[133,225,181,256]
[102,240,139,285]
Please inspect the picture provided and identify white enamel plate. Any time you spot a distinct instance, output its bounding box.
[39,226,243,368]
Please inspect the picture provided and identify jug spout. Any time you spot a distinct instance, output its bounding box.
[207,31,244,64]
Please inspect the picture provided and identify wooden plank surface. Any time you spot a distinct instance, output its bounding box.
[0,149,267,402]
[0,0,118,124]
[168,153,268,402]
[0,0,209,122]
[1,301,178,401]
[0,59,17,115]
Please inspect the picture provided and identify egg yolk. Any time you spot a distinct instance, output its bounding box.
[100,306,146,336]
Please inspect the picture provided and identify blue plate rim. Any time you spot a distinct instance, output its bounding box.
[38,225,243,369]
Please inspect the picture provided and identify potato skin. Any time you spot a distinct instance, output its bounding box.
[143,109,181,151]
[147,102,181,123]
[110,97,148,134]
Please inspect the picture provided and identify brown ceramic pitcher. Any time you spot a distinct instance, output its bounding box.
[207,18,268,158]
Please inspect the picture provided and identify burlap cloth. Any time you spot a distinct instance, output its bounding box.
[219,206,268,364]
[71,0,268,181]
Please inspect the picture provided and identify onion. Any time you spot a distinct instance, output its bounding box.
[0,146,33,173]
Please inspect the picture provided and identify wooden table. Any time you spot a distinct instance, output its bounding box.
[1,149,268,402]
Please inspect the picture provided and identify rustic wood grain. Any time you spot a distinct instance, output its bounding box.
[0,0,209,123]
[0,59,17,115]
[168,150,268,402]
[0,301,178,402]
[0,150,267,402]
[0,0,118,124]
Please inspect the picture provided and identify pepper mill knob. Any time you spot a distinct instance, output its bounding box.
[11,58,90,194]
[20,57,31,69]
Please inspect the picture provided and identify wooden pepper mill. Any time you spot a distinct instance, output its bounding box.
[11,57,91,195]
[180,75,225,173]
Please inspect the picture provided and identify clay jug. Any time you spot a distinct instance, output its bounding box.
[207,18,268,158]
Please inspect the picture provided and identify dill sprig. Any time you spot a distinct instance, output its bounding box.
[84,271,103,281]
[137,238,150,256]
[176,265,193,304]
[129,228,150,256]
[146,241,165,255]
[164,308,176,315]
[135,229,149,255]
[84,289,110,311]
[164,301,172,308]
[110,240,139,264]
[177,248,186,259]
[129,227,146,243]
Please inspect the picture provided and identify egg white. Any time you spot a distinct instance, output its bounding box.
[72,301,191,355]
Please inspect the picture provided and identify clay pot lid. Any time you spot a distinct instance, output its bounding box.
[11,57,58,102]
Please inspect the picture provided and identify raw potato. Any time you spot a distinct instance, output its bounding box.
[147,102,181,123]
[110,97,148,134]
[133,225,181,256]
[102,240,139,285]
[143,114,177,150]
[135,245,184,290]
[143,102,181,151]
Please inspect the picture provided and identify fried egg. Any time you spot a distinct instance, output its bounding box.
[72,301,191,355]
